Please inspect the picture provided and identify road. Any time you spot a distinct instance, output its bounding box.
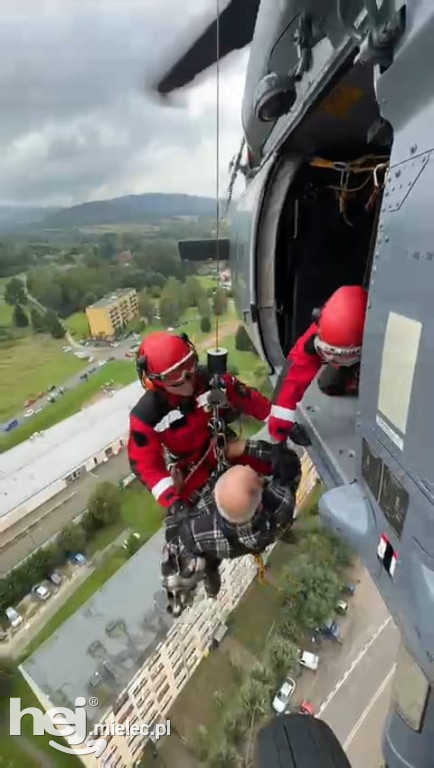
[285,561,399,768]
[0,451,131,574]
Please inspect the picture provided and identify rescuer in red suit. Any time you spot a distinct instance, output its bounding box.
[268,285,368,444]
[128,331,272,509]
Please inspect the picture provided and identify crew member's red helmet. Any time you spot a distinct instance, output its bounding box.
[314,285,368,367]
[136,331,198,389]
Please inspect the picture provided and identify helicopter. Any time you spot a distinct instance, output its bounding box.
[152,2,434,767]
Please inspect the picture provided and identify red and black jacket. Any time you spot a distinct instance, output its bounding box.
[128,368,271,508]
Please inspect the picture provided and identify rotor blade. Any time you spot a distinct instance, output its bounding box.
[154,0,260,95]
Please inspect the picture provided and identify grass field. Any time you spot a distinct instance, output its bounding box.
[230,580,281,656]
[0,359,136,452]
[0,336,88,422]
[65,311,90,339]
[0,300,14,325]
[0,668,81,767]
[170,649,240,746]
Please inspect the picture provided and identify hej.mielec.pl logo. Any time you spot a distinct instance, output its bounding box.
[10,696,108,757]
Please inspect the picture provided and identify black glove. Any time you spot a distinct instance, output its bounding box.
[289,423,311,446]
[271,443,302,484]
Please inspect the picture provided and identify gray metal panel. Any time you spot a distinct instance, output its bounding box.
[299,383,358,487]
[318,5,434,765]
[355,0,434,679]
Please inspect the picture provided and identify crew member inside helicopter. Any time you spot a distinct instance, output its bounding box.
[128,330,272,510]
[161,438,301,616]
[268,285,368,444]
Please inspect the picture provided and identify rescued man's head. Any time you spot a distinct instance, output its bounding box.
[214,465,263,524]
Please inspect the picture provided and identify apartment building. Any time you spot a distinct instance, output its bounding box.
[20,454,318,768]
[85,288,139,338]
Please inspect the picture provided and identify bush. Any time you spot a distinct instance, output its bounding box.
[200,316,211,333]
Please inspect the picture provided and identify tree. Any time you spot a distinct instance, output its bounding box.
[0,658,15,703]
[184,276,202,306]
[43,309,66,339]
[222,705,248,747]
[81,292,97,310]
[138,290,155,324]
[30,308,45,333]
[57,524,86,557]
[213,690,224,709]
[159,294,179,327]
[200,316,211,333]
[279,559,342,629]
[235,324,256,353]
[13,304,29,328]
[194,725,210,761]
[87,482,122,530]
[99,233,118,261]
[206,743,238,768]
[249,663,274,689]
[264,634,299,680]
[212,287,227,316]
[198,295,211,318]
[5,277,26,305]
[239,677,271,717]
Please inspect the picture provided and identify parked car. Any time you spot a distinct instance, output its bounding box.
[319,617,342,644]
[71,552,87,565]
[298,651,319,671]
[342,583,356,596]
[5,607,23,629]
[24,410,34,418]
[32,584,51,601]
[272,677,296,714]
[48,571,63,586]
[335,599,348,616]
[299,701,315,716]
[4,419,19,432]
[48,384,56,392]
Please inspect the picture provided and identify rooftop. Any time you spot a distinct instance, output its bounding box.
[21,530,174,725]
[0,380,142,518]
[87,288,136,310]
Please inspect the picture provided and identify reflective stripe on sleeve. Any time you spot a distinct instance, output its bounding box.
[151,476,174,500]
[270,404,296,421]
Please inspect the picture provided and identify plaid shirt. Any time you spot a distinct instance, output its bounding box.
[165,440,300,560]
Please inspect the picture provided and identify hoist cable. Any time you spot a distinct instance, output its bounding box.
[215,0,221,352]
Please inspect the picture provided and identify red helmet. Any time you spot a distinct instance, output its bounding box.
[314,286,368,367]
[136,331,198,388]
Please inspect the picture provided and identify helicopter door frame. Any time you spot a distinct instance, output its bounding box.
[255,152,304,372]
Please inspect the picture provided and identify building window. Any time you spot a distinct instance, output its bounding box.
[157,683,170,703]
[118,704,134,725]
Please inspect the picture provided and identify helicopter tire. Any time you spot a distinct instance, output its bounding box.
[255,714,352,768]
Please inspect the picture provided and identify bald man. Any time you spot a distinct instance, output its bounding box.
[163,438,301,565]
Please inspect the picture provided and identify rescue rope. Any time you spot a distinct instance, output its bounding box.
[215,0,221,353]
[253,554,266,583]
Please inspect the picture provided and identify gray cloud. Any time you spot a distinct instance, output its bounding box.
[0,0,246,205]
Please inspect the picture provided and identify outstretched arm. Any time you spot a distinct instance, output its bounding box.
[269,323,322,441]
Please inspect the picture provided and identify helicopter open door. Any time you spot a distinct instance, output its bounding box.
[236,55,393,488]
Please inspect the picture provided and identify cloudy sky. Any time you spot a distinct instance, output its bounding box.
[0,0,248,206]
